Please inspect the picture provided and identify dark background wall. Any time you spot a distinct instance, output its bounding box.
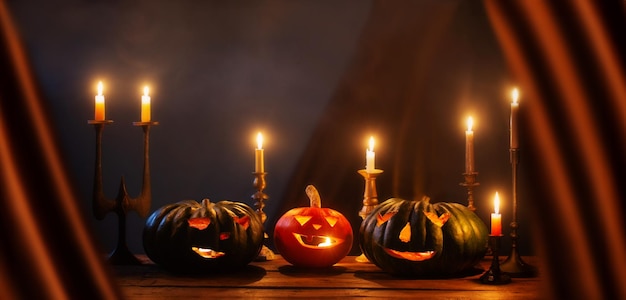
[8,0,532,256]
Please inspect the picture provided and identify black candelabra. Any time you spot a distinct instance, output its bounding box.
[89,119,158,265]
[500,148,537,277]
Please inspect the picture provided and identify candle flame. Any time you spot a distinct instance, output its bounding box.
[143,86,150,96]
[368,136,375,152]
[467,116,474,131]
[318,237,332,247]
[512,88,519,104]
[97,81,103,96]
[494,192,500,214]
[257,132,263,149]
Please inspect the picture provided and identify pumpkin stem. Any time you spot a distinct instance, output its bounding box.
[305,185,322,208]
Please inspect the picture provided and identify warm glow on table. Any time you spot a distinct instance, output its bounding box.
[465,116,474,173]
[95,81,105,121]
[141,86,151,122]
[255,132,265,173]
[510,88,519,149]
[365,136,375,173]
[491,192,502,236]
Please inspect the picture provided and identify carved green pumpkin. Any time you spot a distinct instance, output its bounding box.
[359,197,488,277]
[143,199,264,273]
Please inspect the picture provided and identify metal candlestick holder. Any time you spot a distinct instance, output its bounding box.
[460,171,479,212]
[89,120,158,265]
[480,235,511,284]
[500,148,537,277]
[252,171,275,261]
[355,169,383,263]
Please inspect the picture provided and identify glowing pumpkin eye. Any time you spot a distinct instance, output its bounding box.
[423,211,450,227]
[188,217,211,230]
[295,216,312,226]
[325,216,338,227]
[220,232,230,240]
[234,215,250,230]
[399,223,411,243]
[376,211,397,226]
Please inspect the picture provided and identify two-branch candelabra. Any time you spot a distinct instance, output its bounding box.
[89,119,157,265]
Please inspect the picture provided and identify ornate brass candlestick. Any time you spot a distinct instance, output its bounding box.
[252,171,275,261]
[89,120,157,265]
[480,235,511,284]
[500,149,537,277]
[460,171,479,212]
[355,169,383,263]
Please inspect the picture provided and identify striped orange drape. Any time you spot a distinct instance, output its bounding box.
[0,1,121,299]
[485,1,625,299]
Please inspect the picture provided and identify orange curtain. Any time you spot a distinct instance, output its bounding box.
[485,1,625,299]
[0,1,121,299]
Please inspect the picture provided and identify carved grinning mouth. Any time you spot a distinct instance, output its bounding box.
[191,247,225,259]
[292,233,344,249]
[383,248,436,261]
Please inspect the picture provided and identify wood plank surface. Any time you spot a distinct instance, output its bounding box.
[113,255,546,299]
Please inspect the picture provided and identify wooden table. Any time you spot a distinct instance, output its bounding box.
[113,255,545,299]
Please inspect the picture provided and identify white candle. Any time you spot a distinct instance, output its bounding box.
[94,81,105,121]
[366,136,375,173]
[491,192,502,236]
[141,86,151,122]
[510,88,519,149]
[465,116,474,173]
[255,132,265,173]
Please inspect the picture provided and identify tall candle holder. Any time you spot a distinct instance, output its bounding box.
[252,171,275,261]
[459,171,479,212]
[479,235,511,284]
[89,120,158,265]
[355,169,383,263]
[500,149,537,277]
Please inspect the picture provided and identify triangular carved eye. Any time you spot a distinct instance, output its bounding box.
[376,211,397,226]
[399,223,411,243]
[325,216,338,227]
[234,215,250,230]
[295,216,312,226]
[188,217,211,230]
[423,211,450,227]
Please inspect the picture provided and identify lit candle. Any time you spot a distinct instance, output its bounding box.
[141,86,151,122]
[255,132,265,173]
[491,192,502,236]
[94,81,105,121]
[465,116,474,173]
[510,88,519,149]
[366,136,375,173]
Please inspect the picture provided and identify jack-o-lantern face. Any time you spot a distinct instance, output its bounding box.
[374,209,450,261]
[274,185,353,268]
[359,197,488,277]
[188,214,251,259]
[143,199,264,273]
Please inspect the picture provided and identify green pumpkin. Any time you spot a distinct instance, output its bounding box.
[359,197,488,277]
[143,199,264,273]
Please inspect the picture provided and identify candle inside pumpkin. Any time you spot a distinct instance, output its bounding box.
[255,132,264,173]
[141,86,151,122]
[465,116,474,173]
[366,136,375,173]
[491,192,502,236]
[94,81,105,121]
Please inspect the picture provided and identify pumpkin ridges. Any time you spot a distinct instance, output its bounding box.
[143,199,263,273]
[359,197,488,277]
